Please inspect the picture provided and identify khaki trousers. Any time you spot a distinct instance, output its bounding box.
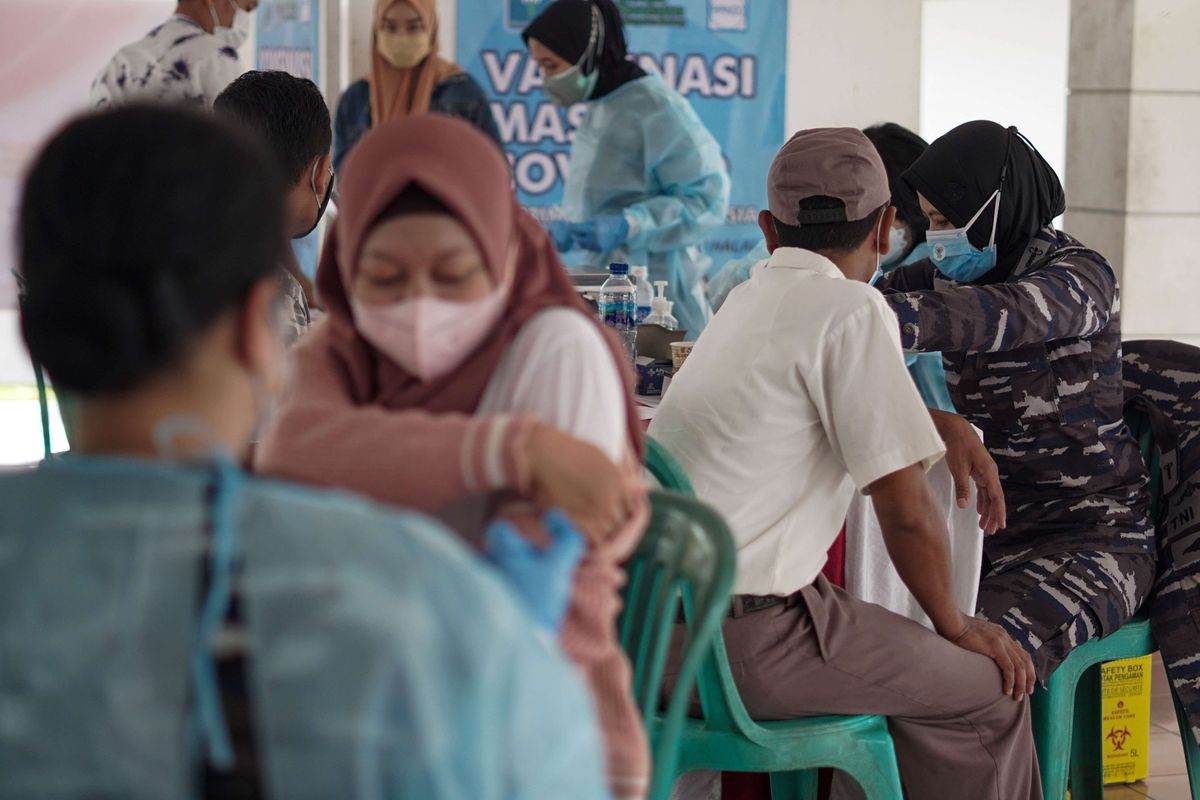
[668,576,1042,800]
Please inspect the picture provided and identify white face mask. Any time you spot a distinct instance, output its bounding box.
[210,0,251,49]
[351,287,509,382]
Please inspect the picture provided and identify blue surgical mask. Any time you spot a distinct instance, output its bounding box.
[879,225,910,272]
[901,240,934,267]
[926,188,1001,283]
[871,238,936,287]
[543,63,599,106]
[541,2,603,107]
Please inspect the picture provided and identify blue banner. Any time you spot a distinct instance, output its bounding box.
[457,0,787,270]
[257,0,322,279]
[256,0,320,80]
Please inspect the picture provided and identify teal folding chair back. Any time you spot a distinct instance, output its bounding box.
[671,619,903,800]
[644,435,695,495]
[1031,407,1200,799]
[634,442,903,800]
[32,358,52,461]
[619,490,736,800]
[1125,407,1163,519]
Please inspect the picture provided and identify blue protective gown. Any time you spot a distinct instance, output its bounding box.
[0,456,608,800]
[563,75,730,340]
[707,240,956,412]
[706,239,769,312]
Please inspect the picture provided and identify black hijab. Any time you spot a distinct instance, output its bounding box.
[903,120,1065,281]
[523,0,646,101]
[864,122,929,246]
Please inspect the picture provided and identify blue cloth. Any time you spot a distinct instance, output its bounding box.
[906,351,955,413]
[563,75,729,341]
[707,240,769,312]
[333,74,501,172]
[887,242,955,412]
[0,457,608,799]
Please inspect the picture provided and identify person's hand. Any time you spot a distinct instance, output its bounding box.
[484,510,585,632]
[569,215,630,252]
[946,614,1036,700]
[525,423,644,545]
[928,408,1006,534]
[546,220,576,253]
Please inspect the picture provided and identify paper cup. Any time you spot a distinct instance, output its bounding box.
[670,341,694,373]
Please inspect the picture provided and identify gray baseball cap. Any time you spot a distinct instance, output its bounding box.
[768,128,891,225]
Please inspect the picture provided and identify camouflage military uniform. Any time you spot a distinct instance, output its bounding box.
[883,227,1155,679]
[1122,339,1200,745]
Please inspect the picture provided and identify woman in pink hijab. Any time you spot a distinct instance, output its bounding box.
[256,115,651,799]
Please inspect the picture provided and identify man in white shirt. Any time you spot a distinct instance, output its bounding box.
[91,0,258,109]
[651,128,1041,799]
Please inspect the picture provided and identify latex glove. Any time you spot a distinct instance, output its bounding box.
[484,510,585,633]
[546,219,576,253]
[569,215,630,253]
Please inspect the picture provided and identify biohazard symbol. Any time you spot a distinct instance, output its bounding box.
[1107,726,1133,752]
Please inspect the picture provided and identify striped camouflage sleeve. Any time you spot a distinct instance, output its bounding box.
[883,255,1118,354]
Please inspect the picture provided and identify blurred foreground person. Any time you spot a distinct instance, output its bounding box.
[256,114,651,800]
[0,105,608,800]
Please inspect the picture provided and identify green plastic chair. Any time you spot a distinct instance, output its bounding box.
[1031,409,1200,799]
[644,435,695,495]
[619,490,737,800]
[658,620,904,800]
[636,440,904,799]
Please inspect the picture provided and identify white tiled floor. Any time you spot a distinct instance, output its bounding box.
[1104,656,1194,799]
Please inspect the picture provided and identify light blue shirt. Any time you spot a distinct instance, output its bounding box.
[0,456,608,799]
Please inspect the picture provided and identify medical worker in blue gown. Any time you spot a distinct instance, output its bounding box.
[0,105,608,800]
[525,0,730,339]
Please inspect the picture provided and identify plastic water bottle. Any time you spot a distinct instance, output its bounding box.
[598,262,638,363]
[630,265,652,323]
[643,281,679,331]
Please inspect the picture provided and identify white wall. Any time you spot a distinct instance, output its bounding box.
[920,0,1070,184]
[785,0,923,134]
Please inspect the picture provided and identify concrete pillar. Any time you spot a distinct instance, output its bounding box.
[1065,0,1200,347]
